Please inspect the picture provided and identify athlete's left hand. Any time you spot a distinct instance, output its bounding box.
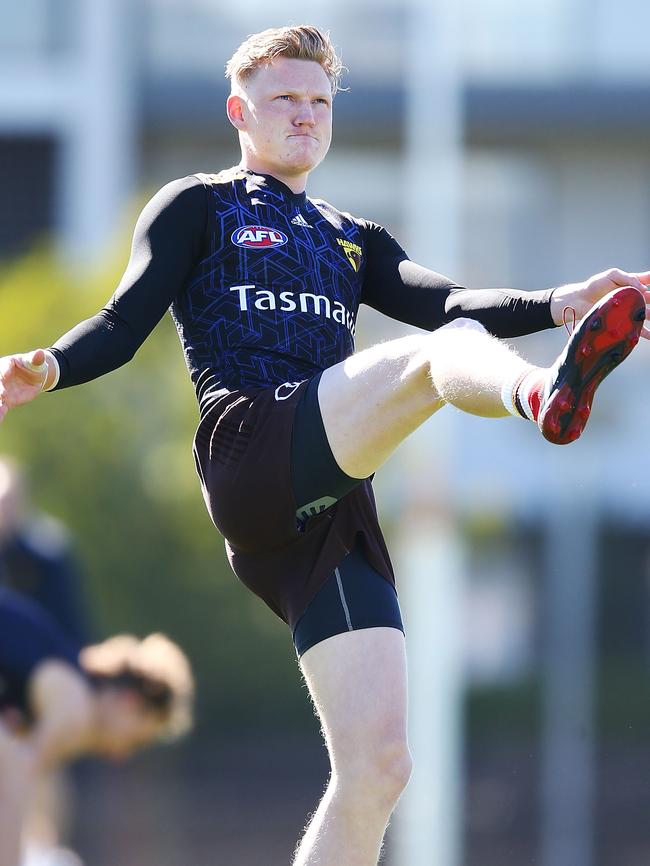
[551,268,650,339]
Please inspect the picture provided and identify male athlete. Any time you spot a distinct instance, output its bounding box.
[0,25,648,866]
[0,587,193,866]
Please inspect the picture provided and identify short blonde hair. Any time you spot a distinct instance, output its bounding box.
[80,633,194,741]
[226,25,345,95]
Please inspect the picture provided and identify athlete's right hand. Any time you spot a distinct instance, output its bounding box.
[0,349,49,423]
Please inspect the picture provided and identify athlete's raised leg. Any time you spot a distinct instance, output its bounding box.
[318,318,525,479]
[293,627,410,866]
[319,287,645,479]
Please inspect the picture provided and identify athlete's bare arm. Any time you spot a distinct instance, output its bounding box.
[26,660,95,771]
[0,662,94,866]
[0,723,38,866]
[0,666,90,866]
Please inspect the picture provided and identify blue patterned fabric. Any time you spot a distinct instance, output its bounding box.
[172,168,366,402]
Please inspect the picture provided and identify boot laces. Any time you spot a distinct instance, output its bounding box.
[562,306,577,335]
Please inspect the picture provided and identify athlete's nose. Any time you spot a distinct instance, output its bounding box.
[293,100,316,127]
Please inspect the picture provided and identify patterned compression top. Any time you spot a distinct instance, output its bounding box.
[49,167,555,411]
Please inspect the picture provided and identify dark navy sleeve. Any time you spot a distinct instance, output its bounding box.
[49,176,208,389]
[31,551,91,645]
[0,526,93,645]
[359,220,556,338]
[0,588,82,713]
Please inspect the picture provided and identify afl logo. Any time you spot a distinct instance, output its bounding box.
[232,225,288,249]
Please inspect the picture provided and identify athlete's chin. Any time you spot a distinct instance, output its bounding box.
[281,149,327,175]
[286,159,321,175]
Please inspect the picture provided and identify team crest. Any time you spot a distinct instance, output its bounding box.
[336,238,362,272]
[232,226,288,248]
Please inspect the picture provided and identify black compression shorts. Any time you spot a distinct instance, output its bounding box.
[292,540,404,657]
[290,374,404,655]
[290,370,359,523]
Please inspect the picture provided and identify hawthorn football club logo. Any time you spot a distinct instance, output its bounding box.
[232,225,288,248]
[336,237,362,272]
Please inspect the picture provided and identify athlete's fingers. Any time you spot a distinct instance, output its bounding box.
[627,277,647,293]
[631,270,650,284]
[593,269,646,293]
[28,348,45,367]
[610,271,646,292]
[21,349,46,372]
[17,350,47,379]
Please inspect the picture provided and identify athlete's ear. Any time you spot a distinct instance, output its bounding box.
[226,94,246,131]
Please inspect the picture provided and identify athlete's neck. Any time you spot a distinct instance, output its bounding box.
[238,160,309,194]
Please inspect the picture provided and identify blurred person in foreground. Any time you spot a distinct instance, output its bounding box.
[0,456,91,647]
[0,587,194,866]
[0,24,648,866]
[0,457,94,866]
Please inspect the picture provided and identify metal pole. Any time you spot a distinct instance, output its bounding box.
[392,515,465,866]
[541,485,597,866]
[392,0,465,864]
[60,0,137,263]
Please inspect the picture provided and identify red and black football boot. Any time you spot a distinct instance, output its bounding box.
[538,286,645,445]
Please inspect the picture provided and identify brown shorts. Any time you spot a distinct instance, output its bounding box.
[192,379,395,630]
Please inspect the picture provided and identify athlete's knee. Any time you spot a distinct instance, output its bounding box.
[336,737,412,805]
[436,316,488,335]
[415,320,490,375]
[373,739,413,799]
[419,317,494,400]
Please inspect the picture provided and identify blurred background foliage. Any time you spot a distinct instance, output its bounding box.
[0,230,319,740]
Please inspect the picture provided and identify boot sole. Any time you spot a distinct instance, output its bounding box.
[538,287,645,444]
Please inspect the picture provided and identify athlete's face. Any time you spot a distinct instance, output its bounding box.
[227,58,333,192]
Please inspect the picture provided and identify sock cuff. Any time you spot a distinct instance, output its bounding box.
[501,368,535,421]
[517,380,538,421]
[500,371,529,419]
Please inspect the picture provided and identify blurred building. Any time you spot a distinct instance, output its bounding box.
[3,0,650,275]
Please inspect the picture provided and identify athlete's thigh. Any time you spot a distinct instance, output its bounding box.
[317,332,444,480]
[299,627,408,767]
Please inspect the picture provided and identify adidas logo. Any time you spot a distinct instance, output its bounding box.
[291,213,312,228]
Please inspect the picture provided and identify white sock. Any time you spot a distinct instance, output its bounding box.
[500,367,544,421]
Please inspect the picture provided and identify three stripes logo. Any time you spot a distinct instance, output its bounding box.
[291,213,312,228]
